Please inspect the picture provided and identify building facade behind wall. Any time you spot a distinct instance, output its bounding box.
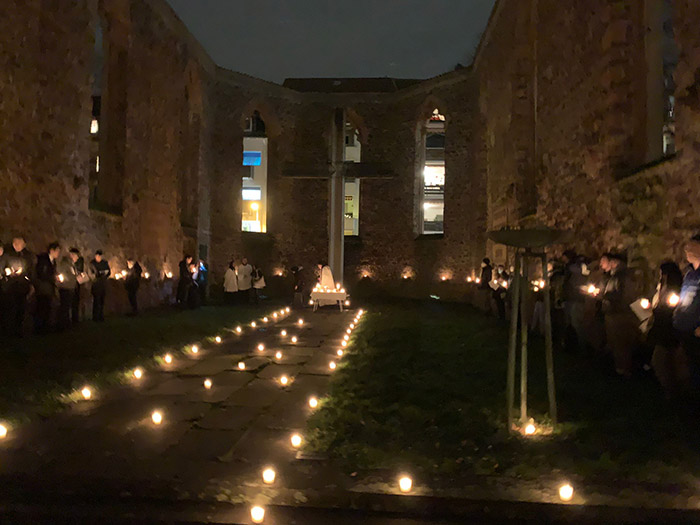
[1,0,699,309]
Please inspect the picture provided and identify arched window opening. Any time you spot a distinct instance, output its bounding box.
[88,17,104,205]
[242,110,268,233]
[422,108,445,234]
[344,123,361,236]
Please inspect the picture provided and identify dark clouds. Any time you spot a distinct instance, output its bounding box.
[166,0,496,83]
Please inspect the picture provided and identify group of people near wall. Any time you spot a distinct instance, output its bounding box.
[175,255,208,309]
[479,233,700,400]
[0,235,146,337]
[222,257,265,305]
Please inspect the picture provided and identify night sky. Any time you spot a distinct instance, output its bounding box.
[166,0,496,84]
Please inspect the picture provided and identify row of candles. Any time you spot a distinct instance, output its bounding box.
[248,308,366,523]
[583,284,681,309]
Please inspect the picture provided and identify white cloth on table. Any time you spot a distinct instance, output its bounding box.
[224,268,238,292]
[237,264,253,290]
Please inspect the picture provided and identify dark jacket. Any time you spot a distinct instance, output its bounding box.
[673,265,700,334]
[2,247,34,294]
[602,266,636,315]
[35,252,58,297]
[293,270,305,293]
[124,262,142,291]
[563,259,587,303]
[479,264,493,290]
[90,259,111,292]
[57,256,78,290]
[648,281,682,348]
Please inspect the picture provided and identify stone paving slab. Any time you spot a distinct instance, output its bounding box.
[196,405,259,431]
[256,392,314,430]
[236,356,269,371]
[221,378,283,408]
[177,356,239,376]
[283,345,317,357]
[299,351,339,375]
[168,428,245,461]
[256,364,302,380]
[210,371,256,388]
[146,377,209,396]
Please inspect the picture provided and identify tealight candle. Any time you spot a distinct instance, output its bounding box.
[144,272,150,279]
[286,307,290,313]
[263,317,269,323]
[350,323,355,329]
[251,321,257,328]
[251,506,265,524]
[133,367,143,379]
[257,343,265,352]
[280,330,287,337]
[308,396,318,409]
[640,298,650,310]
[164,353,173,364]
[308,299,314,305]
[343,335,350,341]
[525,423,536,435]
[399,476,413,493]
[273,313,278,319]
[58,274,65,283]
[329,361,337,370]
[279,375,289,386]
[345,300,350,306]
[204,378,212,390]
[215,336,222,343]
[191,345,199,354]
[275,351,283,360]
[298,319,304,326]
[238,361,246,370]
[559,483,574,502]
[0,424,7,439]
[236,326,242,334]
[151,411,163,425]
[669,293,680,307]
[291,336,298,343]
[290,433,302,448]
[337,349,344,357]
[262,467,276,484]
[81,386,92,400]
[165,271,173,279]
[347,328,352,334]
[341,340,347,347]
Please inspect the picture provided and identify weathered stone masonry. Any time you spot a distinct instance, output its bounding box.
[2,0,700,309]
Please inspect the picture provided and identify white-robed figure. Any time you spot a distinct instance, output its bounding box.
[317,262,337,306]
[237,257,253,302]
[223,261,238,304]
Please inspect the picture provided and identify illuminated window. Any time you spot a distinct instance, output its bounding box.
[661,0,677,156]
[344,125,361,236]
[242,112,267,233]
[422,108,445,234]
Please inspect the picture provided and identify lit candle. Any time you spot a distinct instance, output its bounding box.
[640,298,650,310]
[257,343,265,352]
[263,317,269,323]
[215,336,222,344]
[587,284,597,296]
[262,467,276,484]
[291,336,298,343]
[308,299,314,305]
[350,323,355,329]
[559,483,574,502]
[81,386,92,400]
[467,277,473,283]
[285,307,290,313]
[329,361,337,370]
[290,433,302,448]
[341,340,347,347]
[280,330,287,337]
[151,410,163,425]
[236,326,242,334]
[337,349,344,357]
[251,506,265,524]
[475,278,481,284]
[144,272,150,279]
[345,300,350,306]
[58,274,65,283]
[298,319,304,326]
[308,396,319,409]
[191,345,199,354]
[275,351,283,360]
[346,328,352,334]
[251,321,257,328]
[273,313,278,319]
[399,476,413,493]
[4,268,10,276]
[133,367,143,379]
[238,361,246,370]
[343,335,350,341]
[164,353,173,364]
[165,271,173,279]
[279,375,289,386]
[0,423,7,439]
[669,293,680,307]
[525,423,536,435]
[204,378,212,390]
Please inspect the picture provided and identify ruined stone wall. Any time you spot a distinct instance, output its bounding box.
[0,0,216,312]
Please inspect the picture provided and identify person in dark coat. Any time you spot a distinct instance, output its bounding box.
[492,264,509,320]
[673,234,700,393]
[478,257,494,314]
[124,258,142,316]
[291,265,305,308]
[647,261,688,397]
[89,250,110,322]
[562,250,588,352]
[56,248,79,330]
[176,255,193,306]
[72,248,86,324]
[34,242,61,334]
[185,262,200,309]
[2,236,34,337]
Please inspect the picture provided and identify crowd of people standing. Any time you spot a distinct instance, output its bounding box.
[222,256,265,305]
[479,233,700,401]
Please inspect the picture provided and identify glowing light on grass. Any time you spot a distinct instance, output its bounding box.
[251,506,265,523]
[279,375,289,386]
[343,335,350,341]
[350,323,355,329]
[151,411,163,425]
[238,361,246,370]
[0,424,7,439]
[81,386,92,400]
[308,396,318,409]
[164,353,173,364]
[291,336,298,343]
[215,336,222,344]
[290,433,302,448]
[337,349,344,357]
[204,379,212,390]
[346,328,352,334]
[341,340,347,347]
[399,476,413,493]
[559,483,574,501]
[133,367,143,380]
[329,361,337,370]
[191,345,199,355]
[262,467,276,484]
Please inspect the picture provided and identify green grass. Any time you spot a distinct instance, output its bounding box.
[0,304,267,424]
[306,300,700,488]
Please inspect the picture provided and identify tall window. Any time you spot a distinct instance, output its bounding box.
[422,109,445,234]
[242,111,268,233]
[88,18,103,205]
[661,0,677,156]
[344,123,361,236]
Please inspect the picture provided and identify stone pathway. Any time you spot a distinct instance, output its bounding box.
[0,305,363,522]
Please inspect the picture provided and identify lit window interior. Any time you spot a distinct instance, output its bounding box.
[423,109,445,234]
[344,125,361,236]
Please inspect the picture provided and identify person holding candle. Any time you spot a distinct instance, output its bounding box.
[89,250,110,322]
[673,234,700,394]
[124,258,142,316]
[34,242,61,334]
[56,248,80,330]
[562,250,588,353]
[2,236,34,337]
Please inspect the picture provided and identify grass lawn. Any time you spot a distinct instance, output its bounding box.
[306,300,700,489]
[0,304,268,424]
